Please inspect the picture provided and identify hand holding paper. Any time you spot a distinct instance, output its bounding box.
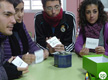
[95,46,105,54]
[43,49,49,59]
[79,48,89,56]
[34,49,44,63]
[46,36,62,48]
[12,56,28,68]
[54,44,65,52]
[85,38,99,49]
[46,36,65,52]
[22,52,36,65]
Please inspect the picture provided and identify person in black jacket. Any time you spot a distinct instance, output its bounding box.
[0,0,28,80]
[34,0,76,54]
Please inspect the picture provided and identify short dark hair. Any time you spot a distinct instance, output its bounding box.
[0,0,14,4]
[78,0,108,27]
[13,0,23,8]
[41,0,61,7]
[0,0,14,8]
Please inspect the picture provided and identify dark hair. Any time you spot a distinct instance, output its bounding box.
[0,0,14,8]
[0,0,14,5]
[13,0,23,8]
[78,0,108,28]
[41,0,61,7]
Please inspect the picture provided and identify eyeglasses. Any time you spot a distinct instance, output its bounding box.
[45,5,60,11]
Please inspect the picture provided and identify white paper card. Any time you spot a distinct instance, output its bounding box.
[88,56,108,63]
[52,52,59,54]
[46,36,62,48]
[34,49,44,63]
[12,56,28,68]
[85,38,99,49]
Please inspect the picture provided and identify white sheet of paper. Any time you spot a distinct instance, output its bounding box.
[46,36,62,48]
[85,38,99,49]
[52,52,59,54]
[88,56,108,63]
[12,56,28,68]
[34,49,44,63]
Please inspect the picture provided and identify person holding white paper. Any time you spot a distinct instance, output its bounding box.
[75,0,108,56]
[0,0,28,80]
[46,36,63,53]
[4,0,49,65]
[34,0,76,54]
[3,0,49,65]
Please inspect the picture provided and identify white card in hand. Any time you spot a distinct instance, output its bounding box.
[46,36,62,48]
[12,56,28,68]
[85,38,99,49]
[34,49,44,63]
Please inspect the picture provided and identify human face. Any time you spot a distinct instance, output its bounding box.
[0,1,16,35]
[15,2,24,23]
[44,1,61,17]
[85,4,99,24]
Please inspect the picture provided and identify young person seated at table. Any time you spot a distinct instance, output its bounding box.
[0,0,28,80]
[75,0,108,56]
[34,0,76,54]
[3,0,49,67]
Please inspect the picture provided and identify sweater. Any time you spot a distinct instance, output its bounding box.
[75,22,108,56]
[3,22,40,80]
[4,22,40,60]
[0,42,8,80]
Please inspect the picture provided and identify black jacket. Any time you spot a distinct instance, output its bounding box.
[3,61,22,80]
[34,11,76,52]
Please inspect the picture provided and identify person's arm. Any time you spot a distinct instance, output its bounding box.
[95,46,105,54]
[22,22,49,63]
[63,11,76,52]
[34,12,47,49]
[22,22,40,53]
[3,61,22,80]
[3,57,28,80]
[104,23,108,56]
[75,28,86,55]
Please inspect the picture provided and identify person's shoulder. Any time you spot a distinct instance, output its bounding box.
[105,22,108,26]
[34,11,43,19]
[64,11,75,18]
[22,22,26,29]
[104,22,108,28]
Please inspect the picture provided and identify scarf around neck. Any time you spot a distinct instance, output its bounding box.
[0,32,7,43]
[9,22,29,56]
[0,32,8,80]
[43,8,63,27]
[0,32,7,65]
[84,23,103,39]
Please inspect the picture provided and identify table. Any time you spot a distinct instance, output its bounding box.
[16,53,86,80]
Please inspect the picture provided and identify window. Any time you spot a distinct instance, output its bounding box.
[101,0,108,11]
[24,0,66,12]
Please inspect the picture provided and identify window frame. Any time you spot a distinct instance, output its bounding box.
[24,0,66,13]
[101,0,108,12]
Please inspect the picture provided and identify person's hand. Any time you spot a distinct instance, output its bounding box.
[22,53,36,65]
[54,44,65,52]
[95,46,105,54]
[79,48,89,56]
[8,57,29,74]
[46,37,52,48]
[46,37,65,53]
[8,56,16,63]
[46,37,55,53]
[43,49,49,59]
[17,66,29,74]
